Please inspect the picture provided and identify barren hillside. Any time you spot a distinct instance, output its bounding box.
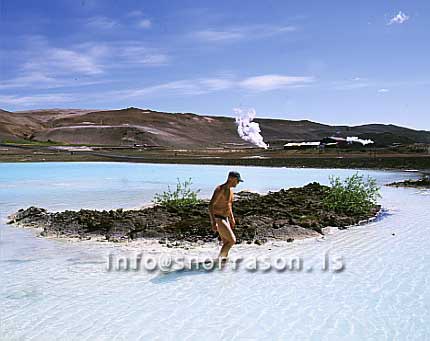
[1,107,429,147]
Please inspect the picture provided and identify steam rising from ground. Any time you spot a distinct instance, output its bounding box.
[234,108,269,149]
[346,136,374,145]
[233,108,372,149]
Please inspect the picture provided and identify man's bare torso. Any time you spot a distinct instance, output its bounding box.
[212,185,233,217]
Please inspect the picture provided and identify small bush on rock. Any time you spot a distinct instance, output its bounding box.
[323,173,380,215]
[153,178,203,208]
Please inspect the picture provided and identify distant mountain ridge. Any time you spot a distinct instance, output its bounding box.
[1,107,429,147]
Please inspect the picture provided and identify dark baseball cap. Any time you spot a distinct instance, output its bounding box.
[228,171,244,182]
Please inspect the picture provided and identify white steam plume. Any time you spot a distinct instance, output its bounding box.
[234,108,269,149]
[346,136,374,146]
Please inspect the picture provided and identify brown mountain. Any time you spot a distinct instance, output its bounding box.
[1,107,429,147]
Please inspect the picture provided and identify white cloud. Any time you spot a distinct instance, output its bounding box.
[0,93,73,107]
[125,10,152,29]
[332,79,372,90]
[69,40,169,68]
[15,35,104,78]
[116,80,210,98]
[332,79,430,91]
[200,78,234,91]
[0,73,313,109]
[107,74,313,99]
[23,46,104,76]
[0,72,107,90]
[0,72,58,90]
[86,13,152,30]
[193,30,245,42]
[388,11,409,25]
[111,43,168,66]
[137,19,152,29]
[239,75,314,91]
[191,25,297,43]
[127,10,145,18]
[86,16,118,29]
[0,36,169,91]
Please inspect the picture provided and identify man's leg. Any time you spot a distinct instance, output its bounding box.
[216,218,236,259]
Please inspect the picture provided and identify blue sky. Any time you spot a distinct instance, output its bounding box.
[1,0,429,129]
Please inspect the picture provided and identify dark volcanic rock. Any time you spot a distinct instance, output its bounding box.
[8,182,381,245]
[387,176,430,188]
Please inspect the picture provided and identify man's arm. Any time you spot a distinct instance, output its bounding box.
[208,186,222,230]
[228,189,235,228]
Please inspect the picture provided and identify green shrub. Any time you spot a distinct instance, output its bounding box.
[153,178,203,208]
[323,173,381,215]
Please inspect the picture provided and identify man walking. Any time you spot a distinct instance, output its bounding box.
[209,171,243,260]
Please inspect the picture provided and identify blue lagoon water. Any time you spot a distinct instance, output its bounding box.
[1,162,429,340]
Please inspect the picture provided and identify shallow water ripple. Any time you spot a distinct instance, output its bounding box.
[1,163,429,340]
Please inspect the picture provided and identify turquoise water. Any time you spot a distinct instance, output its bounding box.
[1,162,429,340]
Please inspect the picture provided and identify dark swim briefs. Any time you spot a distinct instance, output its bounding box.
[214,214,228,220]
